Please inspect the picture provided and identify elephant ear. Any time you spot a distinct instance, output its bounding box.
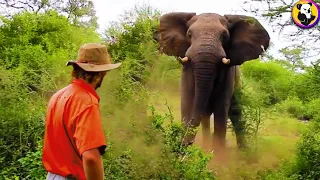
[157,12,196,58]
[223,15,270,66]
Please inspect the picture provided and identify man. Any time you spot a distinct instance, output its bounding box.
[42,43,122,180]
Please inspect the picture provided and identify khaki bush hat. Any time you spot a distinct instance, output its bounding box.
[66,43,122,72]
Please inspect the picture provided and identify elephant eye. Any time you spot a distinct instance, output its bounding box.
[187,30,192,38]
[221,31,229,44]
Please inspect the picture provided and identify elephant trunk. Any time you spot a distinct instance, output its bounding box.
[191,53,217,126]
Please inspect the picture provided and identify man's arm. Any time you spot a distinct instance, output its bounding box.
[73,104,107,180]
[82,148,104,180]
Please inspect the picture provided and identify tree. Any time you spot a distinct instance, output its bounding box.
[241,0,320,58]
[0,0,98,28]
[277,46,308,71]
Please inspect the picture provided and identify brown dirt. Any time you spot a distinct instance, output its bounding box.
[192,122,300,180]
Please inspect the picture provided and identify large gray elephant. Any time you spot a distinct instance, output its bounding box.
[153,12,270,149]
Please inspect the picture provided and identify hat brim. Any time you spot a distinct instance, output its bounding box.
[66,60,122,72]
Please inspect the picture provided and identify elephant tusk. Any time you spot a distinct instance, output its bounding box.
[222,57,230,64]
[261,45,265,52]
[259,45,266,60]
[179,56,189,62]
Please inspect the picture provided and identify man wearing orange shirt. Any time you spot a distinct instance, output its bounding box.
[42,43,122,180]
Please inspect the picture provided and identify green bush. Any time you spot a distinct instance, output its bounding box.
[293,119,320,179]
[274,97,320,121]
[0,10,102,178]
[103,5,161,107]
[304,98,320,120]
[16,141,46,180]
[260,118,320,180]
[291,63,320,103]
[100,101,214,180]
[241,60,296,105]
[0,67,46,176]
[259,160,299,180]
[292,73,313,102]
[0,11,101,92]
[150,105,213,180]
[274,97,307,120]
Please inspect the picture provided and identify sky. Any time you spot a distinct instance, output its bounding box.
[92,0,317,61]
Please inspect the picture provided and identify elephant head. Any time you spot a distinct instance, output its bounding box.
[157,12,270,64]
[154,12,270,140]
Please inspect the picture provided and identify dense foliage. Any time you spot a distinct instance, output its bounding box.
[0,10,101,179]
[0,5,215,179]
[0,2,320,180]
[0,0,98,28]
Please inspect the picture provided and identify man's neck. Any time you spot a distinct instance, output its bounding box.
[74,78,97,90]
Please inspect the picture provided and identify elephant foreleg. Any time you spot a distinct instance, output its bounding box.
[213,105,228,149]
[211,67,235,150]
[201,114,211,138]
[229,89,247,149]
[200,114,212,150]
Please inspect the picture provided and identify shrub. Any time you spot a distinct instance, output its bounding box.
[293,119,320,179]
[292,63,320,103]
[101,101,215,180]
[232,74,265,161]
[102,5,160,108]
[274,97,307,120]
[0,10,102,178]
[274,97,320,121]
[303,98,320,120]
[0,67,46,177]
[259,117,320,180]
[241,60,296,105]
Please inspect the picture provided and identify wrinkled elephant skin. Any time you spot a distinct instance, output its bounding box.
[154,12,270,149]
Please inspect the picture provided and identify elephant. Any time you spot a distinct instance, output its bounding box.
[153,12,270,149]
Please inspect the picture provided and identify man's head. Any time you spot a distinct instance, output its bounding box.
[67,43,122,89]
[71,64,107,89]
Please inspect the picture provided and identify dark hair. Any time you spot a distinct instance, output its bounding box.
[71,64,101,84]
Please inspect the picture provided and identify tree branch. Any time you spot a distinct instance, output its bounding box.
[240,0,320,59]
[17,0,34,11]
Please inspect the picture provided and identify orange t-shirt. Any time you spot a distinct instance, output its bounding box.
[42,78,107,180]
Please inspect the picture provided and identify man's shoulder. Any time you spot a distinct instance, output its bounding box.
[68,84,99,105]
[48,86,70,104]
[48,83,99,107]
